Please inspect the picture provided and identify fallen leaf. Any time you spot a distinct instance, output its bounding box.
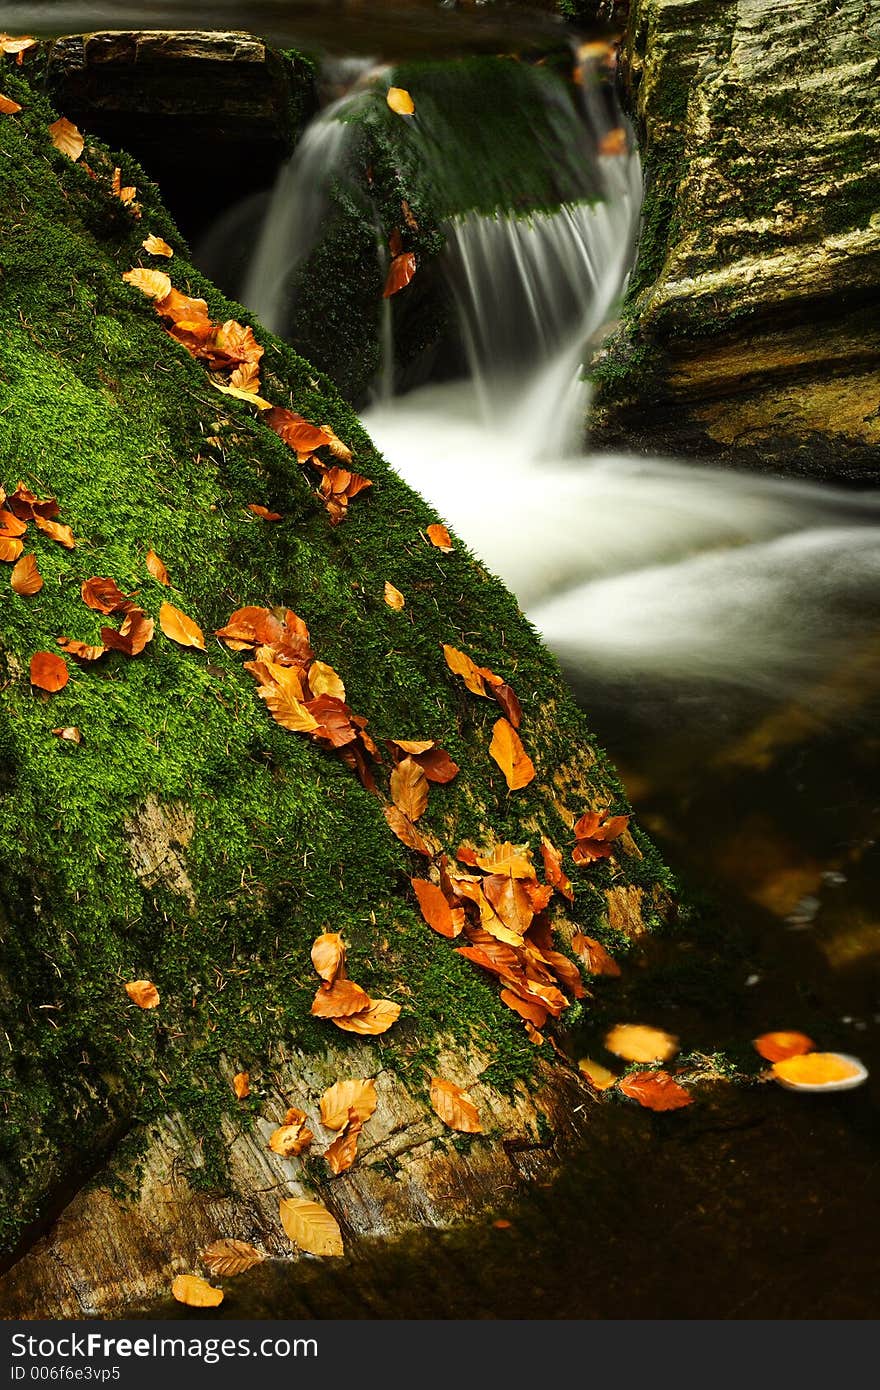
[383,252,417,298]
[619,1070,693,1111]
[7,482,59,521]
[500,989,548,1028]
[57,637,106,662]
[414,747,459,784]
[540,836,574,902]
[111,168,137,204]
[386,86,415,115]
[216,606,285,649]
[211,379,273,409]
[324,1114,363,1174]
[311,978,371,1018]
[232,1072,250,1099]
[101,608,154,656]
[311,933,346,986]
[605,1023,678,1064]
[0,510,27,538]
[392,739,435,755]
[52,726,81,744]
[201,1240,263,1278]
[320,1078,377,1131]
[490,681,522,728]
[572,810,630,864]
[123,267,173,300]
[474,842,535,878]
[49,116,83,161]
[0,94,22,115]
[753,1031,815,1062]
[383,806,435,856]
[572,932,621,978]
[599,126,628,157]
[142,234,173,257]
[247,504,283,521]
[279,1197,344,1256]
[255,680,320,733]
[578,1057,618,1090]
[384,581,405,611]
[145,550,170,585]
[34,517,74,548]
[489,718,535,791]
[11,554,41,595]
[81,576,132,613]
[268,1122,313,1157]
[308,661,345,702]
[160,601,206,650]
[332,998,401,1035]
[171,1275,223,1308]
[265,406,333,456]
[411,878,465,938]
[30,651,68,692]
[771,1052,863,1086]
[443,643,489,696]
[231,362,263,393]
[391,756,429,822]
[426,523,453,552]
[125,979,159,1010]
[430,1077,482,1133]
[0,36,39,62]
[401,198,419,230]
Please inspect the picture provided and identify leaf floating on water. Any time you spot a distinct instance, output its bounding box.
[430,1077,482,1133]
[489,717,535,791]
[11,554,42,595]
[201,1239,264,1278]
[384,580,405,609]
[0,93,22,114]
[332,998,401,1036]
[753,1030,815,1062]
[125,979,159,1010]
[319,1078,378,1131]
[578,1057,618,1091]
[771,1052,865,1088]
[390,756,429,822]
[619,1070,693,1111]
[34,516,75,548]
[426,523,453,552]
[383,252,417,298]
[232,1071,250,1099]
[171,1274,224,1308]
[279,1197,344,1257]
[30,651,68,692]
[605,1023,678,1064]
[52,725,82,744]
[311,978,371,1019]
[142,234,173,257]
[160,601,206,650]
[48,116,84,161]
[386,86,415,115]
[123,267,173,300]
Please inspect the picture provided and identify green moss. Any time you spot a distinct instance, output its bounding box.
[0,68,674,1253]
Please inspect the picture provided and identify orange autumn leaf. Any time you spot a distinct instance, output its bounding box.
[771,1052,863,1087]
[265,406,333,456]
[572,932,621,978]
[572,810,630,864]
[57,637,106,663]
[30,651,68,692]
[231,361,262,393]
[387,86,415,115]
[411,878,465,939]
[101,607,154,656]
[414,747,459,784]
[324,1115,363,1175]
[255,680,319,733]
[308,661,345,702]
[578,1057,618,1091]
[201,1240,264,1278]
[2,538,26,566]
[332,998,401,1035]
[159,601,206,651]
[489,717,535,791]
[429,1077,482,1133]
[279,1197,344,1257]
[311,932,346,986]
[443,643,489,696]
[540,836,574,902]
[34,516,74,548]
[247,504,283,521]
[49,116,84,161]
[124,979,159,1010]
[618,1070,693,1112]
[426,523,453,552]
[52,726,82,744]
[311,978,371,1019]
[474,842,535,878]
[232,1071,250,1099]
[392,739,435,755]
[384,580,405,609]
[81,576,132,613]
[268,1122,313,1157]
[215,605,284,648]
[0,509,27,537]
[383,806,435,856]
[145,549,170,585]
[500,989,549,1028]
[1,36,39,62]
[390,756,429,822]
[0,93,22,114]
[123,267,172,300]
[142,233,173,257]
[319,1078,377,1131]
[10,554,42,595]
[383,252,417,298]
[112,168,137,205]
[605,1023,678,1064]
[171,1275,223,1308]
[8,483,59,520]
[599,126,628,157]
[753,1030,815,1063]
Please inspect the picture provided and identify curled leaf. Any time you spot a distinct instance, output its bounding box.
[101,607,154,656]
[81,576,132,613]
[125,979,159,1009]
[52,726,82,744]
[383,252,417,299]
[49,116,84,161]
[123,267,172,300]
[268,1121,314,1157]
[426,523,453,552]
[171,1275,223,1308]
[142,234,173,257]
[34,516,74,548]
[247,504,283,521]
[324,1115,363,1175]
[57,637,106,663]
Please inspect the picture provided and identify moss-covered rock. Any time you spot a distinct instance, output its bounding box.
[591,0,880,479]
[0,62,674,1310]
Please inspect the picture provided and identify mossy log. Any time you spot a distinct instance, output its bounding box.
[590,0,880,479]
[0,62,673,1317]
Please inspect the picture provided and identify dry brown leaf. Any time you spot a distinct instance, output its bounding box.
[383,806,435,856]
[572,932,621,978]
[753,1031,815,1062]
[383,581,405,610]
[386,86,415,115]
[268,1122,314,1157]
[232,1071,250,1099]
[52,726,81,744]
[618,1070,693,1111]
[0,509,27,538]
[34,516,74,548]
[311,978,371,1019]
[145,549,170,585]
[540,836,574,902]
[101,607,154,656]
[413,747,459,784]
[255,680,319,733]
[81,576,132,613]
[308,661,345,702]
[311,932,346,986]
[605,1023,678,1064]
[474,843,535,878]
[442,643,488,697]
[1,36,39,61]
[49,116,84,161]
[430,1077,482,1133]
[578,1057,618,1091]
[123,267,173,300]
[0,537,23,563]
[57,637,106,663]
[211,379,273,409]
[142,234,173,257]
[426,523,453,552]
[30,651,68,692]
[11,554,42,595]
[279,1197,344,1257]
[201,1239,263,1278]
[572,810,630,864]
[319,1078,377,1131]
[160,601,206,650]
[489,718,535,791]
[324,1115,363,1175]
[0,94,22,114]
[411,878,465,938]
[7,483,59,521]
[392,739,435,755]
[265,407,333,456]
[125,979,159,1010]
[390,756,429,822]
[383,252,417,299]
[247,504,283,521]
[112,168,137,205]
[332,998,401,1035]
[500,988,549,1028]
[172,1274,223,1307]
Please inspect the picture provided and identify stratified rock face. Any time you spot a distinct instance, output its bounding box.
[592,0,880,478]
